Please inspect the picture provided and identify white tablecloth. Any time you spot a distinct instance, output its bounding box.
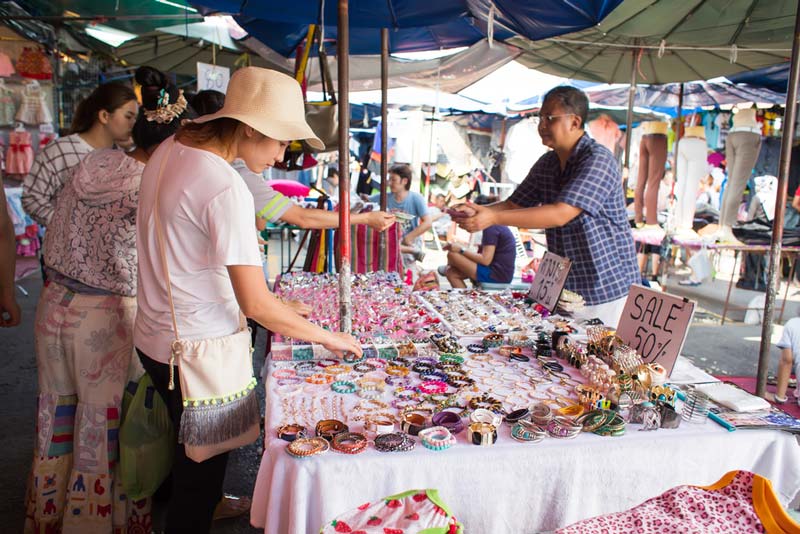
[251,357,800,534]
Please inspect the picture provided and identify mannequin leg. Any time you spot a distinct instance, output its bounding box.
[634,136,650,224]
[720,131,762,228]
[644,135,667,224]
[675,143,690,230]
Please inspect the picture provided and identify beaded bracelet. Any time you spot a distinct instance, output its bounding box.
[467,343,488,354]
[386,365,410,377]
[439,354,465,365]
[316,358,340,368]
[365,357,388,369]
[470,353,492,362]
[374,432,415,452]
[276,376,303,387]
[306,373,334,385]
[482,333,505,348]
[352,362,377,374]
[412,362,436,374]
[323,364,349,376]
[418,426,456,451]
[417,380,449,395]
[385,375,411,388]
[286,436,329,458]
[419,370,449,382]
[331,380,358,394]
[343,351,366,364]
[468,393,504,414]
[272,368,297,380]
[331,431,368,454]
[358,377,385,390]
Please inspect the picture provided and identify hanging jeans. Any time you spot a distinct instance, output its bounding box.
[634,133,667,224]
[674,137,708,230]
[720,131,762,228]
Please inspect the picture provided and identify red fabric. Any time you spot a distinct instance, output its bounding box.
[335,222,403,274]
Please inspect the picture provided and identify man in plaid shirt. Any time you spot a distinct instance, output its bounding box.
[457,86,639,327]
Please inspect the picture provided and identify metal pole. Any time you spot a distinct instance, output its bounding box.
[337,0,352,334]
[379,27,389,271]
[671,83,684,212]
[757,5,800,398]
[623,47,638,193]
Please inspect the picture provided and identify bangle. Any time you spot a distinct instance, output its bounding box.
[277,423,306,442]
[418,426,456,451]
[530,403,553,426]
[510,421,545,443]
[315,419,348,441]
[400,411,431,436]
[331,431,368,454]
[366,415,395,435]
[286,436,330,458]
[546,416,582,439]
[432,410,465,434]
[504,408,531,423]
[331,380,357,394]
[482,334,505,348]
[469,408,503,427]
[374,432,416,452]
[467,422,497,446]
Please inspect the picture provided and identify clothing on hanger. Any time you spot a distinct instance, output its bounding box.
[6,130,33,175]
[16,82,52,125]
[0,52,14,77]
[0,81,15,126]
[16,48,52,80]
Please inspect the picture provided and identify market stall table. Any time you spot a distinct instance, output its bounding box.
[250,355,800,533]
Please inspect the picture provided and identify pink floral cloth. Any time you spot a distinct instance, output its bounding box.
[44,148,144,296]
[556,470,799,534]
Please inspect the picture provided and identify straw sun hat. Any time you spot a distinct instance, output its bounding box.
[193,66,324,151]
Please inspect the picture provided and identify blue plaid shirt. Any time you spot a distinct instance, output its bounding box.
[509,134,639,305]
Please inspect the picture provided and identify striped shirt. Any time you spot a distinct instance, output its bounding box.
[22,133,93,227]
[232,159,292,222]
[509,134,640,305]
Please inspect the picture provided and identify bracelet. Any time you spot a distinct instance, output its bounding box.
[439,354,465,365]
[343,351,366,364]
[504,408,531,423]
[365,415,395,435]
[510,421,545,443]
[323,364,349,376]
[431,410,465,434]
[358,377,385,390]
[316,358,340,368]
[467,422,497,446]
[467,343,488,354]
[272,368,297,380]
[418,426,456,451]
[286,436,329,458]
[470,408,503,427]
[277,423,306,442]
[306,373,334,385]
[530,403,553,426]
[276,376,303,387]
[365,357,388,369]
[352,362,377,374]
[556,404,585,418]
[386,364,410,377]
[385,375,411,388]
[374,432,415,452]
[419,370,449,382]
[294,361,318,377]
[575,409,613,433]
[315,419,348,441]
[482,333,504,348]
[331,380,358,394]
[468,393,504,414]
[397,342,418,358]
[400,411,431,436]
[546,416,582,439]
[417,380,449,395]
[412,361,436,374]
[331,431,368,454]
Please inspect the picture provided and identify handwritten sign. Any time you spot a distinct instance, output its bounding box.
[528,251,572,312]
[615,285,695,376]
[197,62,230,93]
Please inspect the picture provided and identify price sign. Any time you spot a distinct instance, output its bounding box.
[528,251,572,312]
[615,285,695,376]
[197,62,230,93]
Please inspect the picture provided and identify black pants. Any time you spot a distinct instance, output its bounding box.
[138,349,228,534]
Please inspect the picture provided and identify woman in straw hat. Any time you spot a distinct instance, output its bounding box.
[133,67,362,533]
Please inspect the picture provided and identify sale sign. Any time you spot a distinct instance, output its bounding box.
[615,285,695,376]
[528,251,572,312]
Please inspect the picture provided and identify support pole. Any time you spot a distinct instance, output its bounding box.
[337,0,352,334]
[379,27,389,271]
[757,6,800,397]
[671,83,684,208]
[623,48,638,194]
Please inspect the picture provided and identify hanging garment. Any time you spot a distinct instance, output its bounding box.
[634,131,668,225]
[6,130,33,175]
[720,130,762,228]
[16,83,52,125]
[0,85,15,126]
[0,52,15,77]
[38,134,55,151]
[588,114,622,153]
[16,47,52,80]
[557,470,799,533]
[674,136,709,230]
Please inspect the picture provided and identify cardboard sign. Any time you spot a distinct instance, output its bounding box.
[197,62,230,93]
[528,251,572,312]
[615,285,695,376]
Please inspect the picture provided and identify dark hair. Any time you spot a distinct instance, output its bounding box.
[191,89,225,116]
[327,167,339,179]
[543,86,589,128]
[176,117,254,159]
[132,66,197,151]
[70,82,137,134]
[389,163,413,190]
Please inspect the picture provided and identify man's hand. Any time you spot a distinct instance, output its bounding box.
[365,211,395,231]
[457,202,496,233]
[0,287,21,327]
[447,204,476,219]
[322,331,363,359]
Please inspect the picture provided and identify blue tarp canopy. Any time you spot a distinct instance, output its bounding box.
[191,0,623,56]
[727,63,790,94]
[586,81,787,109]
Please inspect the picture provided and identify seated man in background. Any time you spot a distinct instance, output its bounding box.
[770,315,800,406]
[439,195,515,288]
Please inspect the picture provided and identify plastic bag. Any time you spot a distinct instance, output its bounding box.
[687,247,714,282]
[119,373,174,500]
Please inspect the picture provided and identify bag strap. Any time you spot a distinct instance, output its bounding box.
[151,139,182,389]
[318,47,336,105]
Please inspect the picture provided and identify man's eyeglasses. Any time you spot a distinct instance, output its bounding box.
[536,113,575,124]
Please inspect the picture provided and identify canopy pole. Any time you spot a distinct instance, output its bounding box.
[623,47,637,193]
[757,5,800,398]
[379,27,389,271]
[671,83,684,207]
[338,0,352,334]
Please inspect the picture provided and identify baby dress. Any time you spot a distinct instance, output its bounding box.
[0,84,14,126]
[6,130,33,175]
[16,83,52,125]
[0,52,15,77]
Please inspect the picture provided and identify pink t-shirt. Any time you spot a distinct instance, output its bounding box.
[134,138,261,363]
